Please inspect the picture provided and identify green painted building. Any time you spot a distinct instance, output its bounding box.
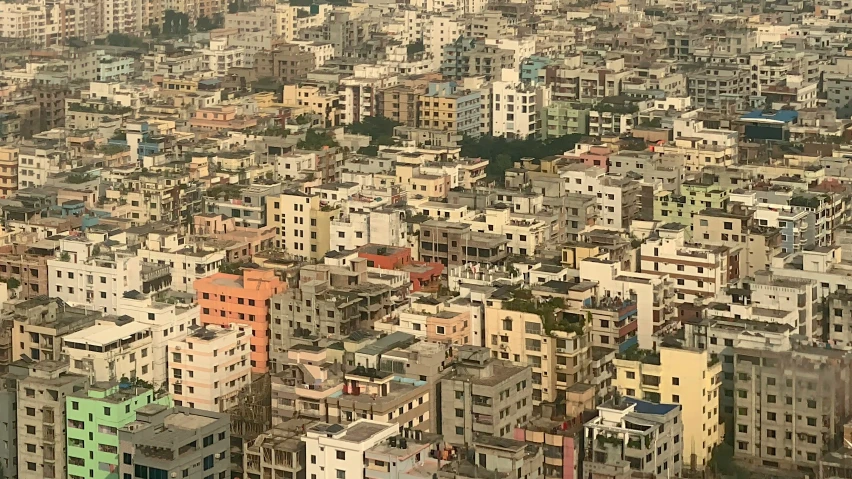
[653,173,729,237]
[66,381,171,479]
[541,101,591,138]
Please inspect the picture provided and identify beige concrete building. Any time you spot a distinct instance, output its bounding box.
[485,288,592,405]
[167,324,252,412]
[440,346,533,446]
[613,345,722,470]
[10,297,98,364]
[267,190,336,261]
[0,147,18,197]
[17,361,87,479]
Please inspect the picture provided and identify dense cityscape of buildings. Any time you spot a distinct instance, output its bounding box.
[0,0,851,478]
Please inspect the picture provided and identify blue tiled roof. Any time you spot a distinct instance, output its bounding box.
[741,109,798,123]
[624,397,680,415]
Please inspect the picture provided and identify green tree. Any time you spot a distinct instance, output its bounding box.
[459,133,583,181]
[345,116,401,142]
[163,10,190,35]
[5,278,20,290]
[297,130,339,150]
[487,153,513,179]
[196,15,216,31]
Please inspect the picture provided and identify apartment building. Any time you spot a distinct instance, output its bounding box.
[560,164,642,230]
[688,66,748,111]
[491,73,549,139]
[485,293,591,405]
[10,297,98,364]
[417,82,481,137]
[418,220,509,267]
[268,256,391,364]
[303,421,398,479]
[267,190,338,261]
[115,294,198,387]
[441,37,513,81]
[254,44,315,84]
[708,272,817,337]
[0,244,49,299]
[327,365,431,430]
[195,268,286,374]
[17,361,87,479]
[271,346,344,424]
[47,237,145,315]
[440,346,532,445]
[117,406,230,479]
[579,257,674,350]
[63,317,155,384]
[613,345,721,469]
[583,397,684,479]
[541,102,591,138]
[640,224,731,305]
[732,343,852,475]
[243,419,311,479]
[66,382,171,479]
[168,324,252,411]
[0,146,18,198]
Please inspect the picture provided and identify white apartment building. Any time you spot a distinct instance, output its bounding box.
[117,294,199,388]
[709,272,816,337]
[137,246,226,294]
[18,144,68,188]
[63,318,154,383]
[579,257,673,349]
[561,164,640,230]
[341,65,399,125]
[468,207,547,257]
[330,212,369,252]
[303,420,398,479]
[640,224,729,305]
[656,117,738,172]
[290,41,335,67]
[423,15,463,70]
[202,38,246,76]
[168,324,252,411]
[48,238,143,315]
[491,70,550,139]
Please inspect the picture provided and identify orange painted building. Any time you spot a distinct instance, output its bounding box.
[357,244,443,292]
[194,268,286,373]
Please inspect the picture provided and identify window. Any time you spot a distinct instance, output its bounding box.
[672,377,680,386]
[436,326,445,335]
[336,471,346,479]
[336,451,346,460]
[203,455,214,471]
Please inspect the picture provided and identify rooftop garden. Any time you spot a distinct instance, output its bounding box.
[69,103,133,115]
[206,183,245,200]
[504,289,585,335]
[790,194,827,209]
[100,144,128,155]
[617,345,661,365]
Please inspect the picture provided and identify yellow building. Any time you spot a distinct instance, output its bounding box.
[485,298,591,406]
[0,146,18,197]
[267,191,336,261]
[613,345,722,470]
[282,84,343,128]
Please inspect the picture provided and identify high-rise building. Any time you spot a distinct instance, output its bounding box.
[66,382,172,479]
[195,268,287,374]
[17,361,87,479]
[118,406,230,479]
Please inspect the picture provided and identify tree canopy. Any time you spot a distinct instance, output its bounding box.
[297,130,339,150]
[459,133,583,181]
[346,116,401,155]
